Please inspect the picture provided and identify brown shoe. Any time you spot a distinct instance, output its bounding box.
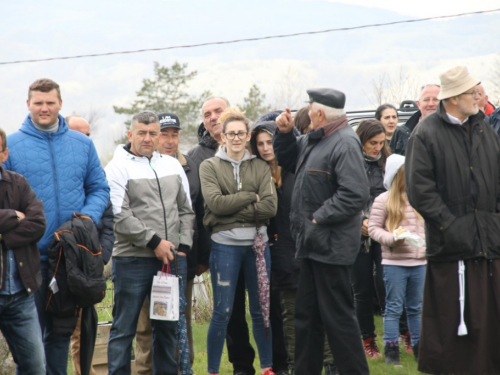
[363,337,382,358]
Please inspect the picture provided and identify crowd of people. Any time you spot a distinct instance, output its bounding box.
[0,64,499,375]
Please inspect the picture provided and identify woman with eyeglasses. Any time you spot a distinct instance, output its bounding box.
[199,108,278,375]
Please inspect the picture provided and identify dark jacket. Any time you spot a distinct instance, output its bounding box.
[363,158,385,216]
[406,102,500,262]
[488,106,500,138]
[96,201,114,264]
[251,121,300,289]
[389,110,421,155]
[273,118,370,265]
[0,166,46,294]
[187,123,219,267]
[177,151,201,280]
[268,170,300,289]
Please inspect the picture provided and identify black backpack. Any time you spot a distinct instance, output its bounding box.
[46,213,106,318]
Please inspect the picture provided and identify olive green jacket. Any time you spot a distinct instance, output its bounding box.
[199,149,277,234]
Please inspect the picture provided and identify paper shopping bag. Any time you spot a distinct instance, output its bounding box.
[150,265,179,321]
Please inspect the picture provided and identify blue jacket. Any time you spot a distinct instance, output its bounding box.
[4,114,109,260]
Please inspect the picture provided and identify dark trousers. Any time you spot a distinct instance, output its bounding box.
[351,241,385,340]
[270,287,289,373]
[226,268,256,375]
[295,259,368,375]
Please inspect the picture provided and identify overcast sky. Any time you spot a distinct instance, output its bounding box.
[1,0,498,159]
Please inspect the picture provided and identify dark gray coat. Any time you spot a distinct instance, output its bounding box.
[273,122,369,265]
[406,102,500,262]
[389,110,421,156]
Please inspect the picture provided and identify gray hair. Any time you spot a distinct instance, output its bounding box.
[131,111,159,130]
[200,96,231,115]
[419,84,441,100]
[310,102,345,122]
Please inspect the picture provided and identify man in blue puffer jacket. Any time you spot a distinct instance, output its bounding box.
[3,78,109,375]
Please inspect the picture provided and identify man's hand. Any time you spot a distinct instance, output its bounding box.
[361,219,369,237]
[195,264,209,276]
[154,240,175,264]
[15,211,26,221]
[275,108,294,134]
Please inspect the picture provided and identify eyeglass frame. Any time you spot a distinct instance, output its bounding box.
[461,89,480,97]
[223,131,249,140]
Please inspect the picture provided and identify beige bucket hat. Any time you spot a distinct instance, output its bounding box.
[438,66,480,100]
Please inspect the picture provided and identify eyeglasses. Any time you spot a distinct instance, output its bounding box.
[224,132,248,140]
[461,90,479,97]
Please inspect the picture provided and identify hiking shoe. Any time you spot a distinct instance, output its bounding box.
[363,337,382,358]
[384,342,402,366]
[324,363,340,375]
[401,331,413,354]
[262,370,276,375]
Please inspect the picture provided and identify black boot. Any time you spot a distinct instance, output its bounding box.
[413,340,419,361]
[384,342,402,366]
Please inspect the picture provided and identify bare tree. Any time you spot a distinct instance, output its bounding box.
[364,67,421,108]
[273,65,311,111]
[67,106,106,136]
[490,55,500,106]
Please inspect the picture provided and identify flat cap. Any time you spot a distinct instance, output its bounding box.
[306,88,346,109]
[158,112,181,130]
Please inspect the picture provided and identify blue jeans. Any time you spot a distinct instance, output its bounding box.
[108,257,182,375]
[0,290,45,375]
[383,265,426,344]
[207,242,272,374]
[34,261,71,375]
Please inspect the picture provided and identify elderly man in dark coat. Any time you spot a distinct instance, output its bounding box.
[274,88,370,375]
[406,66,500,374]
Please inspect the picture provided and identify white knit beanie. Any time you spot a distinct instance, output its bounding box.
[383,154,405,190]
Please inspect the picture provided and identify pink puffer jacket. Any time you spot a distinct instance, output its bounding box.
[368,191,426,260]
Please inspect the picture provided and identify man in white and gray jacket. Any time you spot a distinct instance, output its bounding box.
[105,111,195,375]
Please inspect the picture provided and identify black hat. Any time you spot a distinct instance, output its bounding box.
[158,112,180,130]
[306,88,346,109]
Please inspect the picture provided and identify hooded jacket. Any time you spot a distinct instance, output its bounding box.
[199,148,277,234]
[4,114,109,260]
[105,145,195,257]
[187,123,219,167]
[406,102,500,261]
[251,121,300,288]
[273,117,369,265]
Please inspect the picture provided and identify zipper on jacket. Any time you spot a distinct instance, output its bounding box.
[48,135,61,224]
[149,161,169,240]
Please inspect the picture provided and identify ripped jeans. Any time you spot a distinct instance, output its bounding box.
[207,242,272,374]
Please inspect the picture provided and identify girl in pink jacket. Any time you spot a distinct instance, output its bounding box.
[368,154,426,367]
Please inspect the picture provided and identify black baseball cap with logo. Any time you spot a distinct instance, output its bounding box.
[158,112,181,130]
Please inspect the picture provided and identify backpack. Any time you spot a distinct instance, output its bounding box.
[46,213,106,318]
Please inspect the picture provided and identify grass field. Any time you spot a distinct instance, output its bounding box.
[190,315,420,375]
[68,314,421,374]
[65,280,422,374]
